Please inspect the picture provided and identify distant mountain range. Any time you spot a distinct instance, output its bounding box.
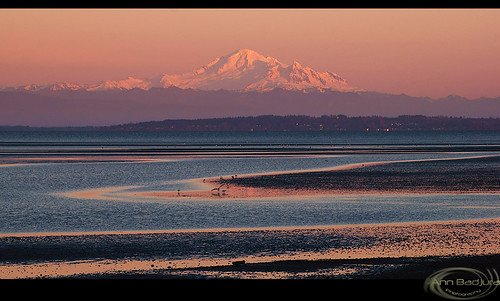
[1,49,357,93]
[1,49,499,127]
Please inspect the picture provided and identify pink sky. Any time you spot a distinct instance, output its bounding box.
[1,9,500,99]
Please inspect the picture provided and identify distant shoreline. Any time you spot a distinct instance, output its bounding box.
[2,115,500,131]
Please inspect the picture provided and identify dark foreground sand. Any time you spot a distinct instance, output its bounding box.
[1,218,499,281]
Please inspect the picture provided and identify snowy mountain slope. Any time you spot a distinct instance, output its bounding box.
[155,49,356,92]
[3,49,359,93]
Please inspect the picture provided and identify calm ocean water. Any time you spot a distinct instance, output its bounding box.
[0,130,499,234]
[1,130,500,146]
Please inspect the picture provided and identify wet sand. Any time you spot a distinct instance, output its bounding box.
[217,155,500,195]
[0,155,180,167]
[9,154,500,201]
[1,218,499,279]
[122,155,500,201]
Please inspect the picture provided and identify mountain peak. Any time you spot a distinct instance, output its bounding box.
[228,49,270,61]
[160,49,357,92]
[230,48,261,57]
[213,49,271,73]
[291,60,302,68]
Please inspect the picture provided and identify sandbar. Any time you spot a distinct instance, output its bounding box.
[121,155,500,200]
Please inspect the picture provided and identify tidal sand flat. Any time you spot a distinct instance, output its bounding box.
[212,155,500,196]
[126,155,500,200]
[0,218,498,279]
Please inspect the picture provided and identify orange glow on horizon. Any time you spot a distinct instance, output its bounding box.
[1,9,500,99]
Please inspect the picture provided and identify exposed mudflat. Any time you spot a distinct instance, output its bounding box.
[1,218,498,280]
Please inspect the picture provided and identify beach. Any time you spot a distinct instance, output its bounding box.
[1,218,499,280]
[1,131,499,284]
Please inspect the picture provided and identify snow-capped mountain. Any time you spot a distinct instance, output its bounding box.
[5,49,358,93]
[155,49,356,92]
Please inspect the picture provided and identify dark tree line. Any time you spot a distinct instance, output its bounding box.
[100,115,500,131]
